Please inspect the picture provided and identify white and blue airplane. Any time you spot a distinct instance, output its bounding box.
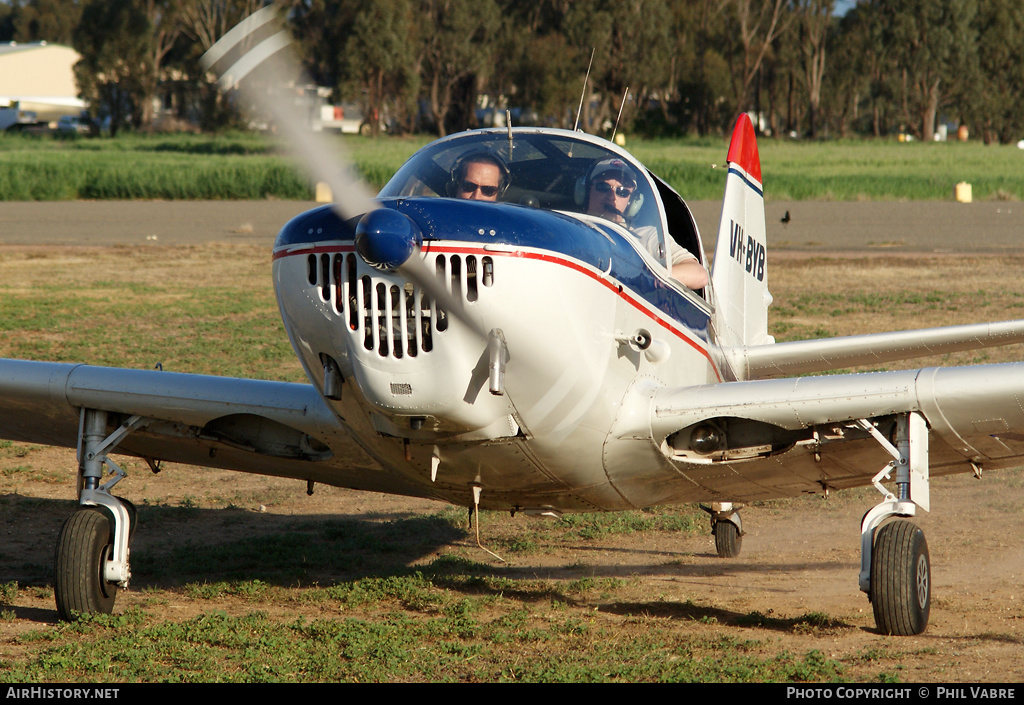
[3,7,1024,636]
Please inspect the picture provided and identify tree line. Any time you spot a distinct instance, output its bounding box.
[2,0,1023,144]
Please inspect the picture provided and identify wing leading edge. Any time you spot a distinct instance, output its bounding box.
[650,361,1024,474]
[0,359,437,497]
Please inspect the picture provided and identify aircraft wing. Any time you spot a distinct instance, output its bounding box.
[640,362,1024,501]
[0,359,427,497]
[725,320,1024,380]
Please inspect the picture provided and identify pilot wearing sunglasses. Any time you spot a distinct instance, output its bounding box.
[585,159,639,226]
[585,158,708,290]
[451,152,508,202]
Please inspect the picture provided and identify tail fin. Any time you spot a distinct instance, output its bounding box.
[710,114,773,351]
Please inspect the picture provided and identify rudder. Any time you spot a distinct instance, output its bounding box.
[710,114,772,353]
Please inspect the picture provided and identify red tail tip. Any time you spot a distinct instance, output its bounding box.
[727,114,762,184]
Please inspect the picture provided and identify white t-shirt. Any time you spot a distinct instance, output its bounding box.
[633,226,697,266]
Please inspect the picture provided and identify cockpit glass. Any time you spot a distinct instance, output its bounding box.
[378,130,669,266]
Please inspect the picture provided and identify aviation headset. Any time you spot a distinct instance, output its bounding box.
[574,158,644,220]
[447,150,511,199]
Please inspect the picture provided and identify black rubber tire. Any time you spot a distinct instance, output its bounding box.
[54,509,117,621]
[713,520,742,558]
[870,519,930,635]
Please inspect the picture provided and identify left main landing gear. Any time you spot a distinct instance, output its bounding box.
[870,519,930,636]
[856,412,932,636]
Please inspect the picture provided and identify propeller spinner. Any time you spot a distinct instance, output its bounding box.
[354,208,423,271]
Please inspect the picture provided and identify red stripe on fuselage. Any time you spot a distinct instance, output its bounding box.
[273,243,723,380]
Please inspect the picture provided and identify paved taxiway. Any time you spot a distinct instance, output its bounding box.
[2,200,1022,253]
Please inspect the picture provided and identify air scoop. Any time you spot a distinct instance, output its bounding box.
[355,208,423,270]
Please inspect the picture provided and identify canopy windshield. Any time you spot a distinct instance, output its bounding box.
[378,129,670,265]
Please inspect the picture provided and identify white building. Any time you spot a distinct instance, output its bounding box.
[0,41,85,122]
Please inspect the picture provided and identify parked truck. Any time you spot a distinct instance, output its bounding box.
[0,105,40,131]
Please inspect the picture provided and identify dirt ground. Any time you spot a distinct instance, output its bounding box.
[4,448,1023,682]
[2,201,1024,682]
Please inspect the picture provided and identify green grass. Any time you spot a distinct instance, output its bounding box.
[0,131,422,200]
[557,505,703,539]
[4,130,1024,201]
[4,610,844,682]
[0,148,311,200]
[0,573,849,683]
[631,137,1024,201]
[0,499,863,683]
[0,246,300,380]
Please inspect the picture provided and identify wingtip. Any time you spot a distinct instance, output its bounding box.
[727,114,762,184]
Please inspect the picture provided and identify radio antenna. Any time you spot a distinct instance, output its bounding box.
[573,48,595,133]
[506,109,513,160]
[611,86,629,142]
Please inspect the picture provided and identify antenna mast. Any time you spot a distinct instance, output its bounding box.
[610,86,629,142]
[573,48,595,133]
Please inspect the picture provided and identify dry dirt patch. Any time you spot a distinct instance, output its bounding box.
[2,449,1023,681]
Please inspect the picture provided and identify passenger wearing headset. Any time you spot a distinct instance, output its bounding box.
[450,152,508,202]
[583,158,708,290]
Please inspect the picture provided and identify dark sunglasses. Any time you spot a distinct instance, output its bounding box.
[459,180,499,197]
[593,181,634,198]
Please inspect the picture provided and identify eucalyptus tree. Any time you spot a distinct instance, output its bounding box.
[876,0,978,141]
[180,0,264,51]
[794,0,832,137]
[8,0,83,44]
[723,0,791,114]
[289,0,361,94]
[177,0,266,131]
[343,0,418,136]
[563,0,674,135]
[73,0,185,131]
[74,0,150,134]
[416,0,501,136]
[493,0,585,129]
[965,0,1024,144]
[675,0,736,135]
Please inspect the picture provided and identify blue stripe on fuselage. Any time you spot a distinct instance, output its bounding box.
[275,198,710,343]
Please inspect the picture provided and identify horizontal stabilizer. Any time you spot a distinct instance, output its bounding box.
[726,320,1024,379]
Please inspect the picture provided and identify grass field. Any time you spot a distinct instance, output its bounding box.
[3,130,1024,201]
[2,247,1024,682]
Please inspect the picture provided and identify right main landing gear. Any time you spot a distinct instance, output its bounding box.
[53,409,149,620]
[54,508,118,620]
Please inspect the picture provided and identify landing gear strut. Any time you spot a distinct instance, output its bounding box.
[856,412,932,635]
[53,409,149,620]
